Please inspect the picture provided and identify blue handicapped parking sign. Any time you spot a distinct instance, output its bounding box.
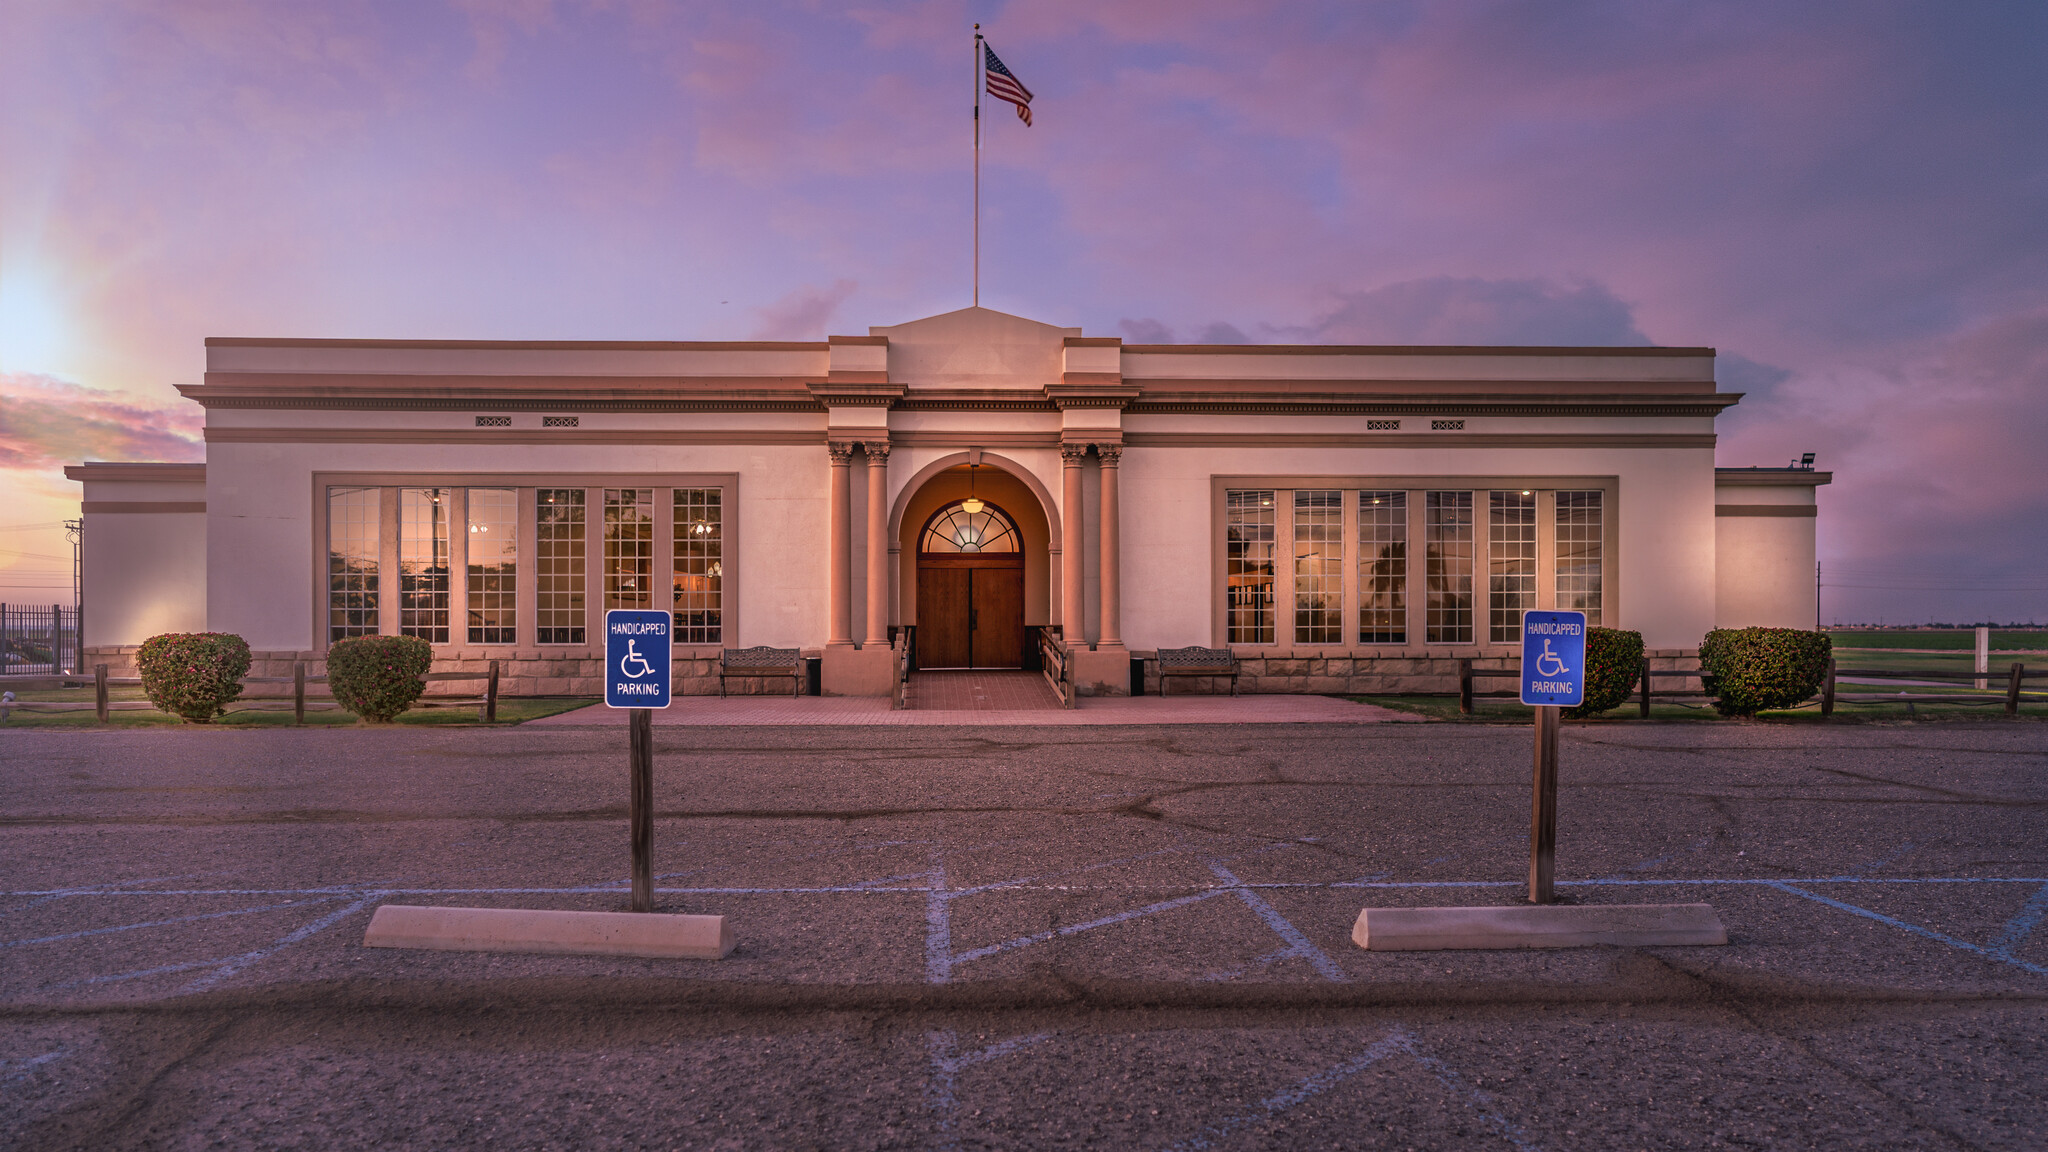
[1520,610,1587,707]
[605,609,672,709]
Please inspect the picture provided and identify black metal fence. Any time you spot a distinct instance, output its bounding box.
[0,603,80,676]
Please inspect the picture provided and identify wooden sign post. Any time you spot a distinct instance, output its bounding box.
[606,609,672,914]
[1519,610,1586,905]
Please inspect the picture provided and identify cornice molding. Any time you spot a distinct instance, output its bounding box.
[204,337,828,351]
[890,431,1059,448]
[1124,432,1717,449]
[1714,469,1833,487]
[81,501,207,514]
[204,428,823,446]
[63,463,206,482]
[1127,395,1740,418]
[1120,344,1715,357]
[808,382,907,407]
[1715,504,1818,516]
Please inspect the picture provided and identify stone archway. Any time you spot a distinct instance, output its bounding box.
[892,454,1056,668]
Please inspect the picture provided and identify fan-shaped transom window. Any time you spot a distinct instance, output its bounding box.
[920,500,1020,553]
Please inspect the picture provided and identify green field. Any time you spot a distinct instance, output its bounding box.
[1827,629,2048,651]
[1360,693,2048,723]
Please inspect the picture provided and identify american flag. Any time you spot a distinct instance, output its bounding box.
[983,44,1034,126]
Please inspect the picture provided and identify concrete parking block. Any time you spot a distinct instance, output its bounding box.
[1353,902,1727,951]
[363,905,734,960]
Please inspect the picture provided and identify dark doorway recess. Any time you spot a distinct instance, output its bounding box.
[916,499,1026,669]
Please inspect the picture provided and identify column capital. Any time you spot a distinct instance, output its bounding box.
[862,441,891,463]
[1060,443,1091,465]
[828,441,857,465]
[1096,444,1122,466]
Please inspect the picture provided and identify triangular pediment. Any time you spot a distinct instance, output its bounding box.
[868,307,1081,389]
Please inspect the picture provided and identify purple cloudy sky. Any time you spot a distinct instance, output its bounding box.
[3,0,2044,622]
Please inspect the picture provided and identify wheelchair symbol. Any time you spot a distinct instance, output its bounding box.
[1535,639,1569,679]
[618,640,655,680]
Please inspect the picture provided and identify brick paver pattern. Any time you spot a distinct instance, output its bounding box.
[905,670,1063,711]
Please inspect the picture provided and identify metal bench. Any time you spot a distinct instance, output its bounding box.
[720,646,803,697]
[1157,646,1239,696]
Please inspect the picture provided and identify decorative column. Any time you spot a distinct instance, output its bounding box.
[1097,444,1122,647]
[863,442,891,647]
[827,441,854,646]
[1060,443,1088,645]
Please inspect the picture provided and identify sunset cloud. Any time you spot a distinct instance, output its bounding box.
[1,0,2042,618]
[0,373,203,472]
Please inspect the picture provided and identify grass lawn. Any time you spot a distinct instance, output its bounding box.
[1358,694,2048,723]
[1827,629,2048,651]
[1828,649,2036,675]
[0,686,596,729]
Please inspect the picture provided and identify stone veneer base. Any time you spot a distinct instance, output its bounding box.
[79,647,1701,698]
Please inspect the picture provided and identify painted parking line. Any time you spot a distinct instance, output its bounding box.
[0,899,318,949]
[1205,860,1348,982]
[182,894,385,992]
[0,1050,65,1085]
[14,874,2048,995]
[925,1029,1055,1149]
[17,876,2048,900]
[1766,881,2048,977]
[1166,1028,1539,1152]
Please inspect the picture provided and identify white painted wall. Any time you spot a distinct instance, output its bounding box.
[1116,444,1720,652]
[74,473,208,646]
[205,440,832,651]
[1714,479,1821,630]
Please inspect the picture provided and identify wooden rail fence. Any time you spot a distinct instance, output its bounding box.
[1457,657,2043,718]
[1,662,502,724]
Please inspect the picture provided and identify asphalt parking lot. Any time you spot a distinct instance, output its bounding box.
[3,719,2045,1150]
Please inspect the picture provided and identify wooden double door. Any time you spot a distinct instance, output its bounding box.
[916,554,1025,669]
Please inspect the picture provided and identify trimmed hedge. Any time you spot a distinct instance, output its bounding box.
[1562,627,1644,719]
[326,635,434,723]
[136,632,252,723]
[1699,627,1832,717]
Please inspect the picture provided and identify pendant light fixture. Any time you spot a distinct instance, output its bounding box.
[961,463,985,515]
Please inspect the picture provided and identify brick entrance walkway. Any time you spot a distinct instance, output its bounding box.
[526,691,1411,726]
[904,670,1062,711]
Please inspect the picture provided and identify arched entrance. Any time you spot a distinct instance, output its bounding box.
[916,498,1025,668]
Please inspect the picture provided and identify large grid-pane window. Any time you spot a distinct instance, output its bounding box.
[604,489,655,609]
[467,488,517,645]
[1226,490,1276,644]
[1293,490,1342,644]
[399,488,451,644]
[327,487,379,643]
[537,488,586,644]
[1488,491,1537,643]
[1358,491,1406,644]
[1425,491,1474,644]
[1556,490,1603,626]
[672,488,723,644]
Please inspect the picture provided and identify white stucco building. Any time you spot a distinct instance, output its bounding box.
[68,306,1828,695]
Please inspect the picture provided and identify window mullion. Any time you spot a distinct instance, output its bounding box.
[378,487,400,636]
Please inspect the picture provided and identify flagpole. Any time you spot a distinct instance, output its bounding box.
[973,25,982,308]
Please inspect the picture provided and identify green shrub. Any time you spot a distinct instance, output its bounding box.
[136,632,252,723]
[1699,627,1832,717]
[326,635,433,722]
[1562,627,1644,719]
